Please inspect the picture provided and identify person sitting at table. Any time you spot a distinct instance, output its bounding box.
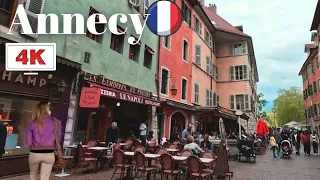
[147,131,154,141]
[200,134,213,152]
[184,135,204,156]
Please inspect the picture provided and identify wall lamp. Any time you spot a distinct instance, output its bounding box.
[168,77,178,97]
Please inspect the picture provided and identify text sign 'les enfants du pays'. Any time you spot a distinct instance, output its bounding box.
[7,4,150,45]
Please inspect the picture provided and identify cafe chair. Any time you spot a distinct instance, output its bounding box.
[133,151,157,180]
[201,152,216,169]
[187,156,213,180]
[178,149,193,179]
[163,142,170,148]
[123,139,133,151]
[168,144,177,149]
[101,143,114,170]
[73,144,98,174]
[133,139,142,147]
[160,153,181,180]
[134,146,145,153]
[111,149,133,180]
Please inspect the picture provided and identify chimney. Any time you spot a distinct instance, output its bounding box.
[235,26,243,32]
[207,4,217,14]
[198,0,204,6]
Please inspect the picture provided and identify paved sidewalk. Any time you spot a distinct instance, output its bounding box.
[3,149,320,180]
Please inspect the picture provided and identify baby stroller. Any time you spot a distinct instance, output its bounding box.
[237,140,256,163]
[281,140,292,159]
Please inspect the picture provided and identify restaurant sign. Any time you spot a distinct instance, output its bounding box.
[100,86,160,107]
[83,72,152,98]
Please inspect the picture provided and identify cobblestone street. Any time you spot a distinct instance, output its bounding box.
[3,150,320,180]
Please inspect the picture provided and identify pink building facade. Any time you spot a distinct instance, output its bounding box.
[299,0,320,132]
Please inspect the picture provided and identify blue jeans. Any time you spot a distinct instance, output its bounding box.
[272,146,279,157]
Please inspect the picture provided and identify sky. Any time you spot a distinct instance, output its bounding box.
[205,0,318,111]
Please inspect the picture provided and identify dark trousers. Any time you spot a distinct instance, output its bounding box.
[304,143,311,155]
[312,142,318,154]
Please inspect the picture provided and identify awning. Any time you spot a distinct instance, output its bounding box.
[195,106,237,121]
[165,99,194,111]
[88,82,160,107]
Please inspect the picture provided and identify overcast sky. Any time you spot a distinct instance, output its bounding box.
[205,0,318,103]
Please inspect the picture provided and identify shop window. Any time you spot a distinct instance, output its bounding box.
[161,68,169,95]
[110,26,125,54]
[0,0,18,27]
[144,45,154,69]
[183,39,189,62]
[86,7,105,44]
[181,78,187,100]
[0,96,40,157]
[129,36,141,62]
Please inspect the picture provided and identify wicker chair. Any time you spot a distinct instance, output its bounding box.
[160,153,181,180]
[110,149,133,180]
[187,156,213,180]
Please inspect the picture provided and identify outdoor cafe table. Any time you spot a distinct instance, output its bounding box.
[172,156,215,164]
[67,145,89,148]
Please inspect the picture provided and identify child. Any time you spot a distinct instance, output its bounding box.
[270,133,280,158]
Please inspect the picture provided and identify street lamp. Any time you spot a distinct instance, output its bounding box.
[272,107,276,127]
[235,110,243,139]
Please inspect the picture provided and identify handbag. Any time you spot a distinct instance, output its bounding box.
[52,117,67,169]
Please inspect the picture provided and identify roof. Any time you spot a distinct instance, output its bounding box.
[203,8,251,37]
[298,47,318,75]
[310,0,320,31]
[304,43,316,53]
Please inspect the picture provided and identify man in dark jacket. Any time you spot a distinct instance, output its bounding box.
[105,122,120,145]
[0,122,7,158]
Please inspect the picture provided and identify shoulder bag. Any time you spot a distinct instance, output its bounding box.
[52,117,67,169]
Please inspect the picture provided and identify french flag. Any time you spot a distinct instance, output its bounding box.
[147,1,182,36]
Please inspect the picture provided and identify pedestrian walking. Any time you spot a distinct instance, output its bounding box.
[292,130,301,155]
[26,102,62,180]
[301,130,311,155]
[311,131,319,155]
[0,122,7,158]
[139,120,148,146]
[270,133,280,158]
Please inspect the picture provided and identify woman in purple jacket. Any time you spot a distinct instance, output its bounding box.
[26,101,62,180]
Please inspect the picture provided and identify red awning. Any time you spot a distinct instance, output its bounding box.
[88,82,160,107]
[146,46,155,55]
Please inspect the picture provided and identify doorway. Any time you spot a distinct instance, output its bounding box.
[170,112,186,138]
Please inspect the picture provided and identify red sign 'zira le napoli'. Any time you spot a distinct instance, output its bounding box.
[7,4,150,45]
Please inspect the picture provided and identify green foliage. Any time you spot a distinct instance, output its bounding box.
[273,87,305,126]
[257,93,268,113]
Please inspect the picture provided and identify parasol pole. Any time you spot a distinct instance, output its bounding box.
[235,110,244,139]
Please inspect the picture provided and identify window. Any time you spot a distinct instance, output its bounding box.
[129,40,141,62]
[194,83,199,104]
[230,94,250,110]
[143,0,150,17]
[181,78,187,100]
[195,45,201,66]
[217,95,220,106]
[317,56,319,69]
[194,17,202,35]
[308,85,313,96]
[181,1,191,26]
[206,56,212,75]
[84,52,90,63]
[230,65,247,80]
[318,104,320,115]
[206,89,212,106]
[312,62,315,73]
[163,36,171,49]
[204,31,213,48]
[0,0,18,27]
[110,26,125,54]
[314,104,318,116]
[183,40,189,62]
[144,45,154,69]
[318,79,320,92]
[313,81,318,94]
[213,93,217,106]
[229,42,247,56]
[215,66,219,80]
[161,68,169,94]
[86,8,105,43]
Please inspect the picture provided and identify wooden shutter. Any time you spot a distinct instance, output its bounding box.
[230,66,234,80]
[242,42,247,54]
[209,35,213,47]
[216,66,219,80]
[206,89,210,106]
[244,94,249,110]
[194,15,197,30]
[230,95,235,110]
[199,21,202,35]
[243,65,248,79]
[195,45,201,65]
[22,0,46,38]
[213,93,216,106]
[181,2,185,19]
[212,64,215,78]
[217,95,220,106]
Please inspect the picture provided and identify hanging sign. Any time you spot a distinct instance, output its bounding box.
[79,87,101,108]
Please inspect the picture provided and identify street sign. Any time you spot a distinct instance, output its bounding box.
[5,43,56,75]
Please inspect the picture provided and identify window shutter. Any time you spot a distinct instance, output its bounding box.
[194,16,197,30]
[209,35,213,47]
[212,64,215,78]
[243,65,248,79]
[22,0,46,38]
[216,66,219,80]
[230,66,234,80]
[213,93,216,106]
[217,95,220,106]
[230,95,235,110]
[206,89,209,106]
[200,22,202,35]
[229,44,234,55]
[188,8,191,26]
[244,94,249,110]
[242,42,247,54]
[195,45,201,65]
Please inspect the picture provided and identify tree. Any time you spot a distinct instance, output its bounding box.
[273,87,305,125]
[257,93,268,113]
